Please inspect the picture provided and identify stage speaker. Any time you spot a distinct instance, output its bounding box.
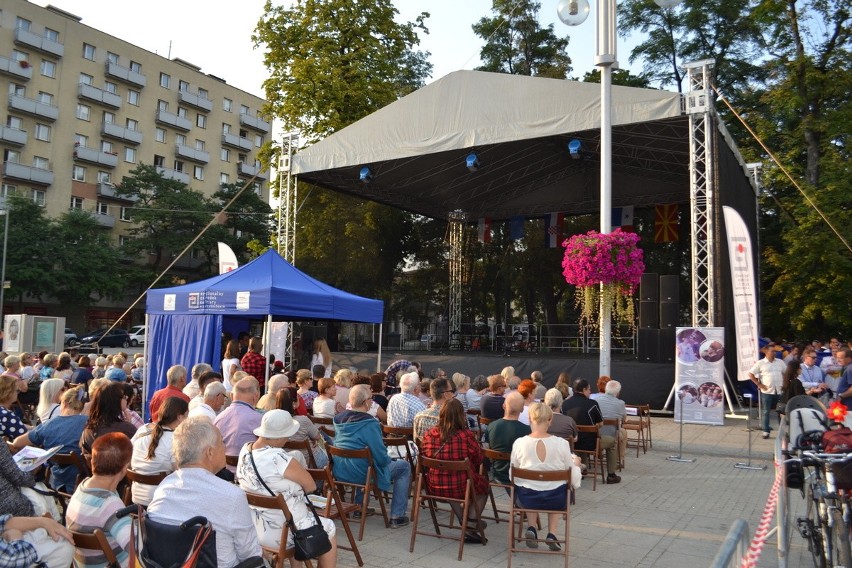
[638,329,659,362]
[640,273,659,302]
[660,275,679,302]
[639,301,659,329]
[660,302,679,328]
[658,328,676,362]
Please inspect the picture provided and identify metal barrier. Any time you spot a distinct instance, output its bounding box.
[708,518,750,568]
[775,416,790,568]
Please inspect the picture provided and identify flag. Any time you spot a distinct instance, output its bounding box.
[611,206,634,231]
[477,217,492,243]
[509,216,524,241]
[654,204,679,243]
[217,242,239,274]
[544,212,564,248]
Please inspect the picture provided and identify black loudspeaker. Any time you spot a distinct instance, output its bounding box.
[640,273,659,302]
[658,328,676,362]
[660,302,679,328]
[660,275,679,302]
[638,329,659,362]
[639,301,659,328]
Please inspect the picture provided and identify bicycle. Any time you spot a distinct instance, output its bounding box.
[791,445,852,568]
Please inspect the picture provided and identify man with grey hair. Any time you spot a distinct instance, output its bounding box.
[530,370,547,401]
[596,380,627,461]
[182,362,213,399]
[486,391,530,484]
[256,372,290,411]
[213,377,262,458]
[386,371,426,427]
[148,416,263,568]
[189,381,227,421]
[148,364,189,421]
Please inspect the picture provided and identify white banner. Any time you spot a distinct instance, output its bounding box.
[218,242,239,274]
[675,327,726,425]
[723,207,759,381]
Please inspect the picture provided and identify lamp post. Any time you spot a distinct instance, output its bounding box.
[0,208,8,327]
[558,0,681,377]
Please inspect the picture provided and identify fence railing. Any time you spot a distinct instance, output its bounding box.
[708,518,751,568]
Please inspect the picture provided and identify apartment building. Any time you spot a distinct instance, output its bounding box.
[0,0,269,325]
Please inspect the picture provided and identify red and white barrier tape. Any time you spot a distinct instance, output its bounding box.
[740,463,781,568]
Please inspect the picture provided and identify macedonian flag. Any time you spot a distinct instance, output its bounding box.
[654,204,679,243]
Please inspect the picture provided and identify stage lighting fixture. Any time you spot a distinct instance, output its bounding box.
[466,153,480,172]
[359,166,373,184]
[557,0,590,25]
[568,139,583,160]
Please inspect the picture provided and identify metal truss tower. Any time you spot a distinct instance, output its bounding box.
[277,132,299,265]
[448,210,467,346]
[684,59,718,327]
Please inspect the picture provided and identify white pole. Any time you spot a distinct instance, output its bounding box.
[376,323,383,373]
[0,209,8,324]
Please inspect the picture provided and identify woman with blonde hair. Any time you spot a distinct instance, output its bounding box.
[333,368,353,409]
[221,339,242,391]
[36,378,65,423]
[92,356,108,380]
[0,375,28,440]
[311,338,332,378]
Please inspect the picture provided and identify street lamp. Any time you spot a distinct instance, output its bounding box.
[0,208,8,327]
[558,0,682,377]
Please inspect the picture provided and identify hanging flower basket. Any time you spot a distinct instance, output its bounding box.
[562,229,645,332]
[19,60,30,69]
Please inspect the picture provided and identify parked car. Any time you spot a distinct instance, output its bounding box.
[79,328,131,348]
[64,328,78,346]
[128,325,146,347]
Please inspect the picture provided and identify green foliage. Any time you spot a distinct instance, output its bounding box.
[212,183,274,261]
[473,0,572,78]
[1,196,55,305]
[582,68,652,87]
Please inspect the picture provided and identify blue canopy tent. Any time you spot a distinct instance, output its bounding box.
[144,249,384,417]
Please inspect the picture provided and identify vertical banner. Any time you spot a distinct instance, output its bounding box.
[722,207,759,381]
[218,242,239,274]
[674,327,726,425]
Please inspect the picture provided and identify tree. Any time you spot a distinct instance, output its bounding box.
[1,196,55,308]
[582,68,652,87]
[210,182,274,263]
[473,0,572,78]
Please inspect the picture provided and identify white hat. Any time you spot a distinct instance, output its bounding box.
[253,409,300,439]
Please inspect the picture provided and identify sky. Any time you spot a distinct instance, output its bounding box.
[36,0,648,101]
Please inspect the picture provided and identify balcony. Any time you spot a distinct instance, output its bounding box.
[102,122,143,145]
[73,145,118,168]
[91,212,115,228]
[237,162,267,180]
[0,126,27,146]
[221,132,252,151]
[8,94,58,121]
[178,89,213,112]
[97,182,138,202]
[156,166,190,185]
[104,61,146,88]
[239,113,271,133]
[3,162,53,185]
[0,55,32,80]
[175,144,209,164]
[14,28,64,58]
[155,109,192,131]
[77,83,122,109]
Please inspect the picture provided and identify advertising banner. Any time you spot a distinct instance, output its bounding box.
[723,206,759,381]
[675,327,726,425]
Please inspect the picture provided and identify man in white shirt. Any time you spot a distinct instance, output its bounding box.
[386,372,426,427]
[188,381,227,421]
[748,343,787,439]
[182,363,213,399]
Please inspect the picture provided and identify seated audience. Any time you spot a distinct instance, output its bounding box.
[517,379,537,426]
[0,514,73,567]
[214,377,262,459]
[71,356,94,387]
[479,375,508,420]
[486,392,531,485]
[595,379,627,460]
[182,363,213,400]
[313,378,342,419]
[370,373,389,412]
[0,374,28,440]
[413,378,454,441]
[189,381,228,420]
[79,382,137,464]
[543,389,577,446]
[0,434,39,517]
[562,379,620,484]
[386,372,425,428]
[275,388,328,467]
[36,378,65,424]
[257,372,289,412]
[333,368,353,410]
[148,365,190,421]
[296,370,318,413]
[348,375,386,423]
[188,371,224,412]
[130,397,189,506]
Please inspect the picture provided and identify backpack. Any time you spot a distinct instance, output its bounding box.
[822,426,852,454]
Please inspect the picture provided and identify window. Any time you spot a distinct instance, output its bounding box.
[159,72,170,88]
[44,28,59,42]
[11,50,28,64]
[196,114,207,128]
[9,84,25,97]
[157,100,168,112]
[96,202,109,215]
[130,61,141,73]
[190,248,201,260]
[4,150,20,163]
[82,43,95,60]
[103,111,115,124]
[177,107,188,119]
[75,104,90,121]
[119,235,128,247]
[104,81,118,94]
[220,148,230,162]
[101,140,114,154]
[175,134,187,147]
[32,189,45,207]
[107,52,119,64]
[79,73,93,86]
[7,116,23,130]
[255,134,264,147]
[238,153,247,164]
[16,17,31,31]
[174,160,184,172]
[34,123,50,141]
[240,104,249,115]
[198,88,208,99]
[120,206,131,221]
[72,166,86,181]
[40,60,55,78]
[155,128,166,143]
[153,155,165,168]
[222,123,231,134]
[223,98,232,112]
[178,80,189,92]
[193,166,204,180]
[37,92,53,105]
[1,184,17,197]
[195,140,205,151]
[239,129,248,139]
[126,118,138,131]
[253,181,263,196]
[124,147,136,163]
[219,173,230,185]
[33,156,49,169]
[97,171,111,184]
[70,196,84,210]
[128,90,140,106]
[74,134,88,147]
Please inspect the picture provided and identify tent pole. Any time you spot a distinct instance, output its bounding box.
[264,314,272,394]
[376,323,383,373]
[142,313,149,421]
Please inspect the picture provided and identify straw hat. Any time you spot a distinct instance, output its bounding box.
[253,409,300,439]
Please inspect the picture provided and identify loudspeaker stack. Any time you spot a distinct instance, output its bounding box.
[637,274,679,362]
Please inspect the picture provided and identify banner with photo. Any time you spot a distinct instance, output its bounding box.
[674,327,726,425]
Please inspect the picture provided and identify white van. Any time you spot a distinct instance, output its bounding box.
[128,325,146,347]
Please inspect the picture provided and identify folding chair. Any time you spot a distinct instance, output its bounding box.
[284,438,318,469]
[309,415,335,438]
[225,455,240,467]
[477,416,493,445]
[307,466,364,566]
[326,444,390,540]
[574,424,604,490]
[623,405,646,456]
[508,467,571,568]
[409,455,486,561]
[480,448,512,524]
[123,469,169,506]
[243,492,314,568]
[383,436,416,472]
[382,424,414,440]
[637,404,653,449]
[71,528,121,568]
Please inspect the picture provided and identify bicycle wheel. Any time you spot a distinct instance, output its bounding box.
[829,509,851,568]
[805,482,827,568]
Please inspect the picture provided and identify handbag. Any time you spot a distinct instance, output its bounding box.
[822,426,852,454]
[248,448,332,561]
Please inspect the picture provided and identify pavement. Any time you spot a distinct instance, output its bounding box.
[329,412,812,568]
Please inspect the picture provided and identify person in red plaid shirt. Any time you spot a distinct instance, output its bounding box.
[420,398,489,543]
[240,336,267,391]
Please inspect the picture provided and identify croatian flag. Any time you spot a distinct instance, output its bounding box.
[611,206,634,231]
[544,212,564,248]
[477,217,492,243]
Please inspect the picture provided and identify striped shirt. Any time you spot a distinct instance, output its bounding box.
[65,484,131,568]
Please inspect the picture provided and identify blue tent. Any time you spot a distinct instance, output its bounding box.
[144,249,384,414]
